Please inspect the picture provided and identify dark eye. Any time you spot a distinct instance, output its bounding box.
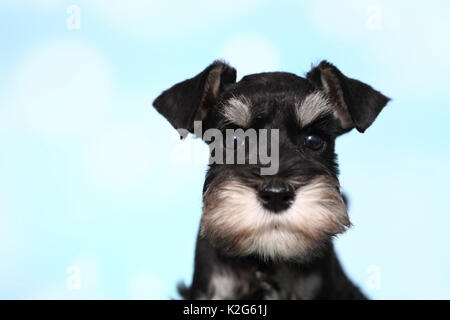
[226,134,245,149]
[304,135,325,151]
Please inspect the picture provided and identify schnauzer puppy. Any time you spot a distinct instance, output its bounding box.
[153,60,390,299]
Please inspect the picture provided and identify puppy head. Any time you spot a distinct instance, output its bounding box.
[153,60,390,261]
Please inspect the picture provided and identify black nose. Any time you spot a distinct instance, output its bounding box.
[258,179,295,213]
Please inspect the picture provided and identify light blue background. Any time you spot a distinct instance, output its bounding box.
[0,0,449,299]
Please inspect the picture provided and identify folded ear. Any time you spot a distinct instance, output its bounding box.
[306,61,390,133]
[153,60,236,133]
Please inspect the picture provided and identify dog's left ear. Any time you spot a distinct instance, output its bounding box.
[307,61,390,133]
[153,60,236,133]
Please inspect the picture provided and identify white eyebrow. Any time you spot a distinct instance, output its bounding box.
[295,91,333,127]
[221,96,253,127]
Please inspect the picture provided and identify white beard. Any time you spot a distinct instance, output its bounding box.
[201,176,350,260]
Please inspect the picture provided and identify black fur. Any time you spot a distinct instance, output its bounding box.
[153,60,390,300]
[179,236,365,300]
[153,61,236,133]
[307,61,390,132]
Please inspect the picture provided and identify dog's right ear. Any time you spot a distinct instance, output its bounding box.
[307,61,390,133]
[153,60,236,134]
